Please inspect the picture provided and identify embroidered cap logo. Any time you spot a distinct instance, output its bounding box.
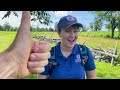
[67,16,75,21]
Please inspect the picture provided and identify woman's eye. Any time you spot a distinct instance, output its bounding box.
[65,30,70,32]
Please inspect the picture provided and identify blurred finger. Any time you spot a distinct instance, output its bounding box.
[32,41,51,53]
[28,60,48,68]
[29,67,45,74]
[30,52,51,61]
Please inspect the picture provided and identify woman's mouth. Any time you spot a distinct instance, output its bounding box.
[68,39,75,44]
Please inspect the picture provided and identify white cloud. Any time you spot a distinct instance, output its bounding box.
[54,11,72,17]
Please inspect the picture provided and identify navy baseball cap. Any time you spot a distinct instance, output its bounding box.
[57,15,83,31]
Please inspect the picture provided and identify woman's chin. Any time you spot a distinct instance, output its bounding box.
[69,41,75,45]
[68,42,75,48]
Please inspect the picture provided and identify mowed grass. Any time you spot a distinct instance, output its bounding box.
[0,31,16,52]
[95,60,120,79]
[79,31,119,39]
[0,31,120,79]
[32,32,120,50]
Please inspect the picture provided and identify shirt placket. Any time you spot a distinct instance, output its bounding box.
[64,57,71,71]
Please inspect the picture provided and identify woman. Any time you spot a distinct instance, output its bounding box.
[39,15,96,79]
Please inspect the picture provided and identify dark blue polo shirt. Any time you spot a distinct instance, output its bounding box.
[41,42,96,79]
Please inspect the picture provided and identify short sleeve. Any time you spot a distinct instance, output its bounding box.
[84,47,96,71]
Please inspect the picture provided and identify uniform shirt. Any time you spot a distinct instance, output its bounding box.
[41,42,96,79]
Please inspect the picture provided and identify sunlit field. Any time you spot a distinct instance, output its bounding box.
[0,31,120,79]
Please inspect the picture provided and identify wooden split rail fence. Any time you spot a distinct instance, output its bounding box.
[32,35,61,44]
[89,42,118,66]
[33,35,118,66]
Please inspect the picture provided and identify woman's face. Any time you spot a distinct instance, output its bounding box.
[59,25,79,48]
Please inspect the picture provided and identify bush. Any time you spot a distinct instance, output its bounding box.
[105,34,111,38]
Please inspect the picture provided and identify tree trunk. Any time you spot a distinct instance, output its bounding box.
[111,17,116,38]
[111,27,115,38]
[118,29,120,38]
[118,19,120,38]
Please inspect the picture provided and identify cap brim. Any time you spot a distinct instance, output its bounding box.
[73,23,83,27]
[64,22,83,30]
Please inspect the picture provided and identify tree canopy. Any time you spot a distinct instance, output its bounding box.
[90,11,120,38]
[2,11,53,26]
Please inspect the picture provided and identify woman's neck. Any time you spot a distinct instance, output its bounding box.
[60,44,73,52]
[60,43,73,57]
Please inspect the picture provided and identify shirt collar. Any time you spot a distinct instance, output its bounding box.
[56,42,63,57]
[56,42,77,56]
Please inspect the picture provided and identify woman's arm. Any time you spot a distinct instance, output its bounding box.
[86,70,96,79]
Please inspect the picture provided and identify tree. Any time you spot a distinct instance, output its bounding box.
[89,22,94,31]
[3,22,12,31]
[90,11,120,38]
[81,26,88,32]
[49,27,54,32]
[30,26,33,32]
[93,17,102,31]
[54,22,58,31]
[14,27,18,31]
[89,18,102,31]
[2,11,53,26]
[105,23,111,31]
[117,17,120,38]
[0,25,3,31]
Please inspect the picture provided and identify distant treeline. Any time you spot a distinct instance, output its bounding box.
[0,22,55,32]
[0,22,120,39]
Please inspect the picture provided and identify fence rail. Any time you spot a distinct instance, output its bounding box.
[33,35,118,66]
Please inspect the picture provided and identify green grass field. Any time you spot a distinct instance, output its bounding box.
[79,31,120,39]
[95,61,120,79]
[0,31,16,52]
[32,32,120,51]
[0,31,120,79]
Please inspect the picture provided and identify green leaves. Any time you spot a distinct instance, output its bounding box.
[13,11,18,17]
[2,11,11,19]
[3,11,53,26]
[30,11,53,25]
[90,11,120,38]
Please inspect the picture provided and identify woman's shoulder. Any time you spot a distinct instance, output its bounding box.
[76,43,88,48]
[76,43,91,53]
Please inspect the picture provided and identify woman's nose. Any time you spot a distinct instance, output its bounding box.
[70,31,75,37]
